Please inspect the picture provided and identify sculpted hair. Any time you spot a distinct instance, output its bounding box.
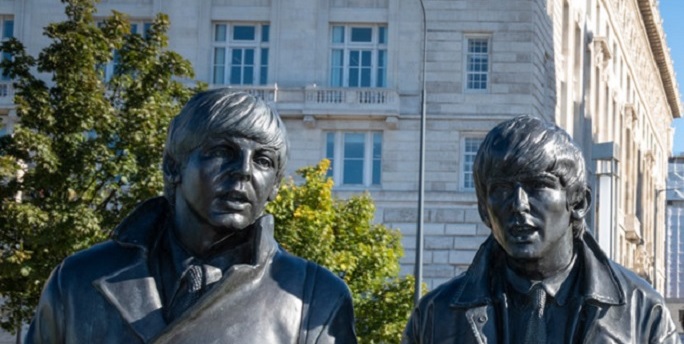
[472,115,589,237]
[163,89,289,204]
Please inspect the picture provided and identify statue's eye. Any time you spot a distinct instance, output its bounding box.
[254,155,274,169]
[206,147,236,160]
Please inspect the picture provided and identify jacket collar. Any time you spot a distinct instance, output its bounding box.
[93,196,279,342]
[449,233,625,308]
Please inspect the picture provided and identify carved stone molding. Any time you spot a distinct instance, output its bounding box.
[591,36,612,69]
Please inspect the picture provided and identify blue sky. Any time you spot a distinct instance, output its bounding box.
[660,1,684,155]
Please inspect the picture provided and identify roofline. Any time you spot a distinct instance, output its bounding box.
[638,0,682,118]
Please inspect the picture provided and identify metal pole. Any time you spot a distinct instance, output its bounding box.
[414,0,428,306]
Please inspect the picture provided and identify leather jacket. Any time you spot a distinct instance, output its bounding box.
[26,197,357,344]
[403,234,680,344]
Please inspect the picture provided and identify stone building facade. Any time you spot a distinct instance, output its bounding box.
[0,0,679,292]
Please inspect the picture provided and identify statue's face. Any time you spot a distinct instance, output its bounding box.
[175,135,279,233]
[484,168,573,262]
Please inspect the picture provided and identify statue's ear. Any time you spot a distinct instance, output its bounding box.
[163,155,182,184]
[571,187,592,221]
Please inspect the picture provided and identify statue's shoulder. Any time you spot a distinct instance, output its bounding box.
[608,260,667,303]
[273,248,351,296]
[419,271,469,307]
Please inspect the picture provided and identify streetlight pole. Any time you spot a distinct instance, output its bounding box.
[414,0,428,306]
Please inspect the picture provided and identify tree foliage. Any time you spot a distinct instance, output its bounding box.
[267,160,415,343]
[0,0,200,332]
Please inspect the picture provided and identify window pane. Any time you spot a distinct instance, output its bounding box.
[130,23,138,34]
[261,24,270,42]
[244,49,254,65]
[378,26,387,44]
[331,49,343,87]
[343,160,363,185]
[260,48,269,65]
[213,66,225,84]
[230,66,242,84]
[344,133,365,158]
[361,68,371,87]
[349,51,360,67]
[351,27,372,42]
[215,24,227,42]
[3,20,13,39]
[232,49,242,64]
[361,51,371,66]
[349,67,359,87]
[233,25,255,40]
[243,67,254,84]
[376,50,387,87]
[260,48,268,85]
[214,47,226,65]
[372,132,382,185]
[463,138,483,188]
[372,160,381,185]
[326,132,335,178]
[343,133,366,184]
[332,26,344,43]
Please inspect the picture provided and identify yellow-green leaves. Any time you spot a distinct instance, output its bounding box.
[267,159,416,343]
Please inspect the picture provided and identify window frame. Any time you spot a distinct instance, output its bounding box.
[464,35,491,93]
[329,24,388,88]
[461,135,484,191]
[324,131,383,188]
[211,22,270,86]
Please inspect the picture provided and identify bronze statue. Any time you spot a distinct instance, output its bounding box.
[403,115,680,343]
[26,90,358,343]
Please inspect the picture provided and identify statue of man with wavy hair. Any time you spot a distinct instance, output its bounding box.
[404,115,678,343]
[27,89,357,344]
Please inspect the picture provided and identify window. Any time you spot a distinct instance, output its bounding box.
[212,23,269,86]
[325,131,382,187]
[465,37,490,91]
[100,20,152,81]
[462,137,483,189]
[330,25,387,88]
[0,16,13,82]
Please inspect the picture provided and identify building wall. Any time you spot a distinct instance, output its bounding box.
[0,0,678,293]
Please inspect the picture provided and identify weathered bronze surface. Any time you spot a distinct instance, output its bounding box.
[26,90,357,343]
[403,115,680,343]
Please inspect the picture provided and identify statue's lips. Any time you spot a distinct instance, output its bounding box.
[508,224,537,242]
[217,192,250,210]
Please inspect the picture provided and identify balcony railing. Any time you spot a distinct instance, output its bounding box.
[305,87,395,106]
[222,85,278,102]
[210,84,400,117]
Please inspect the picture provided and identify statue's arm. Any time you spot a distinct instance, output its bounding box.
[646,302,680,344]
[401,306,422,344]
[301,263,357,344]
[319,290,357,344]
[24,265,66,344]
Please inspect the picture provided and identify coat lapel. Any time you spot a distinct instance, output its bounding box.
[93,260,167,342]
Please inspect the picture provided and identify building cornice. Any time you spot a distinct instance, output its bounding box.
[637,0,682,118]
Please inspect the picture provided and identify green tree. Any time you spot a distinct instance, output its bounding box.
[0,0,200,332]
[267,160,416,343]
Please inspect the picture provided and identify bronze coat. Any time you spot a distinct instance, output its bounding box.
[26,197,357,344]
[403,234,680,344]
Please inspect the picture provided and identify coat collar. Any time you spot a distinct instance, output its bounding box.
[449,233,625,308]
[93,197,280,342]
